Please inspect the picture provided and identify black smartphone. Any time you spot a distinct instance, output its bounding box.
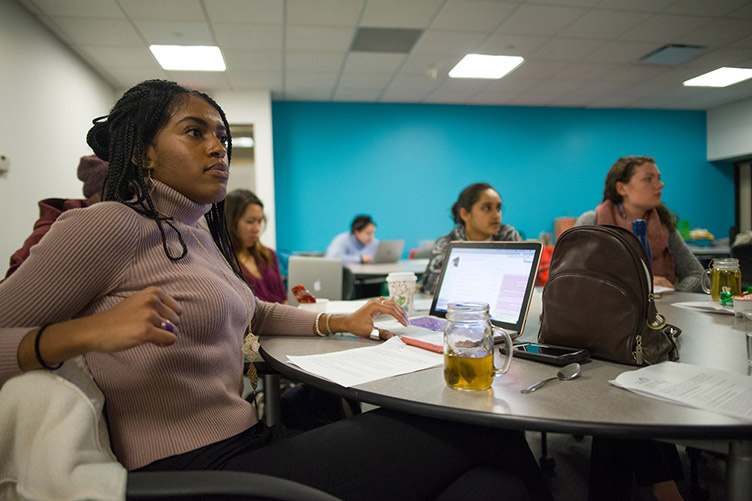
[500,342,589,366]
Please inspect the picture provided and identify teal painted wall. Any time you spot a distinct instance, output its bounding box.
[272,102,733,256]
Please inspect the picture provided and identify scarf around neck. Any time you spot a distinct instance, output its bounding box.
[595,200,675,284]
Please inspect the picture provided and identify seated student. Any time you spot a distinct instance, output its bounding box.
[0,80,552,501]
[421,182,521,294]
[325,214,378,264]
[3,155,108,281]
[225,189,287,303]
[575,155,703,292]
[577,156,688,501]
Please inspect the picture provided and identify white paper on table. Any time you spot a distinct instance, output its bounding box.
[286,336,443,387]
[671,301,734,315]
[324,299,370,314]
[611,362,752,422]
[413,298,433,311]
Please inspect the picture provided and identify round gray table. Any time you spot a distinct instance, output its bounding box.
[260,290,752,500]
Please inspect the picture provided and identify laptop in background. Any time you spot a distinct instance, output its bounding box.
[379,241,542,351]
[287,256,343,305]
[372,239,405,263]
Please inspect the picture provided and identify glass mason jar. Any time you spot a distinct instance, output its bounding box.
[701,257,741,302]
[443,302,512,391]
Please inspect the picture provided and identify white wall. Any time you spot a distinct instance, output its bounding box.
[707,96,752,161]
[213,90,276,249]
[0,0,114,269]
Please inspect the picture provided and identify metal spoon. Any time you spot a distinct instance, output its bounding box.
[520,362,581,394]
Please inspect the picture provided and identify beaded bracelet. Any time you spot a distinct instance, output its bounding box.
[34,324,62,370]
[314,312,326,337]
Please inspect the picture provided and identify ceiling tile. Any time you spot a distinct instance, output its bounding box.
[337,72,392,88]
[48,17,144,46]
[387,74,440,91]
[675,18,752,47]
[553,63,621,81]
[286,71,339,90]
[286,0,364,26]
[665,0,751,17]
[120,0,204,22]
[430,0,517,32]
[286,51,347,71]
[105,66,170,90]
[226,70,283,90]
[584,41,661,64]
[342,52,406,73]
[497,4,588,36]
[596,0,679,13]
[166,71,230,91]
[361,0,444,28]
[223,50,282,72]
[81,45,161,69]
[411,30,487,56]
[286,25,355,51]
[28,0,123,18]
[619,14,711,43]
[530,38,604,62]
[380,87,434,103]
[560,9,652,39]
[134,21,214,45]
[214,23,283,50]
[204,0,284,24]
[333,87,384,101]
[478,33,549,56]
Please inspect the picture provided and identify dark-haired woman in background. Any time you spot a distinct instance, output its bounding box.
[420,182,521,294]
[575,155,702,292]
[325,214,378,263]
[225,189,287,303]
[0,79,552,501]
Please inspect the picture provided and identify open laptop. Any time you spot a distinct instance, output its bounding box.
[378,240,542,350]
[372,239,405,263]
[287,256,343,305]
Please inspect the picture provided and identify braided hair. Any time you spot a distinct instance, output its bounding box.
[86,79,241,277]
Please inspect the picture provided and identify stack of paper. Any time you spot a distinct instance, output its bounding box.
[287,337,442,387]
[611,362,752,422]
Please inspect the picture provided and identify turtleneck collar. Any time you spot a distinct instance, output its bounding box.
[150,180,213,227]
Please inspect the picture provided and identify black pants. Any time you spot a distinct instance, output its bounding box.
[588,437,684,501]
[136,408,553,501]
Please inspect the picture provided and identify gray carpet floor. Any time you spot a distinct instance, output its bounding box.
[525,432,728,501]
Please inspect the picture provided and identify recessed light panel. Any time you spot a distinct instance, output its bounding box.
[150,45,226,71]
[449,54,524,79]
[683,67,752,87]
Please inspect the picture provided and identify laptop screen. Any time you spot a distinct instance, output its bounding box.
[429,241,542,333]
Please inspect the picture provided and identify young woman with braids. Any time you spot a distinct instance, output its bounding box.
[0,80,551,500]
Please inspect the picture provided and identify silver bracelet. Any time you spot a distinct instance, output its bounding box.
[314,312,326,337]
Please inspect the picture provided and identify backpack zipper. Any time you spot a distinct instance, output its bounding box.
[633,334,643,364]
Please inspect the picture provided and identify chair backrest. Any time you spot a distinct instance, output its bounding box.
[287,256,343,304]
[732,243,752,290]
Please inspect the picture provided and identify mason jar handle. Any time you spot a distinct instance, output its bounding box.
[701,268,711,294]
[493,327,513,376]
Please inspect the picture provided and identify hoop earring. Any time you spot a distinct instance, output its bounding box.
[144,168,155,193]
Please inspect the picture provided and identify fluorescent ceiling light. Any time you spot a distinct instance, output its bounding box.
[150,45,226,71]
[449,54,524,79]
[683,67,752,87]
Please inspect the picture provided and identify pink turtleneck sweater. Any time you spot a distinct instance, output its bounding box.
[0,181,316,470]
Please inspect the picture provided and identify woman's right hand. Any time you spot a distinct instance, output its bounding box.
[18,286,182,371]
[89,286,182,352]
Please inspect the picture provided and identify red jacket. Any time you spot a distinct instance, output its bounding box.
[3,198,90,281]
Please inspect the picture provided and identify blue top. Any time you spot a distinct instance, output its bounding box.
[325,232,379,264]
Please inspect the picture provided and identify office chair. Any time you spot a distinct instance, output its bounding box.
[731,242,752,290]
[126,471,342,501]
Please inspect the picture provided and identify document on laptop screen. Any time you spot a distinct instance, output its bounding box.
[434,247,537,324]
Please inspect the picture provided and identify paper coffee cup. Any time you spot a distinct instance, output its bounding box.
[387,272,417,316]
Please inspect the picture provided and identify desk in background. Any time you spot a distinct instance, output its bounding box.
[260,290,752,500]
[346,259,428,298]
[686,243,731,268]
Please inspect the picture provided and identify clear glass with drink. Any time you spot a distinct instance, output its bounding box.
[701,258,741,302]
[443,302,513,391]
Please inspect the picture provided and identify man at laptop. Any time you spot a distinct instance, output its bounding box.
[325,214,378,264]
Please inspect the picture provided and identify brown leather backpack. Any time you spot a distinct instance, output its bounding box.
[538,225,681,366]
